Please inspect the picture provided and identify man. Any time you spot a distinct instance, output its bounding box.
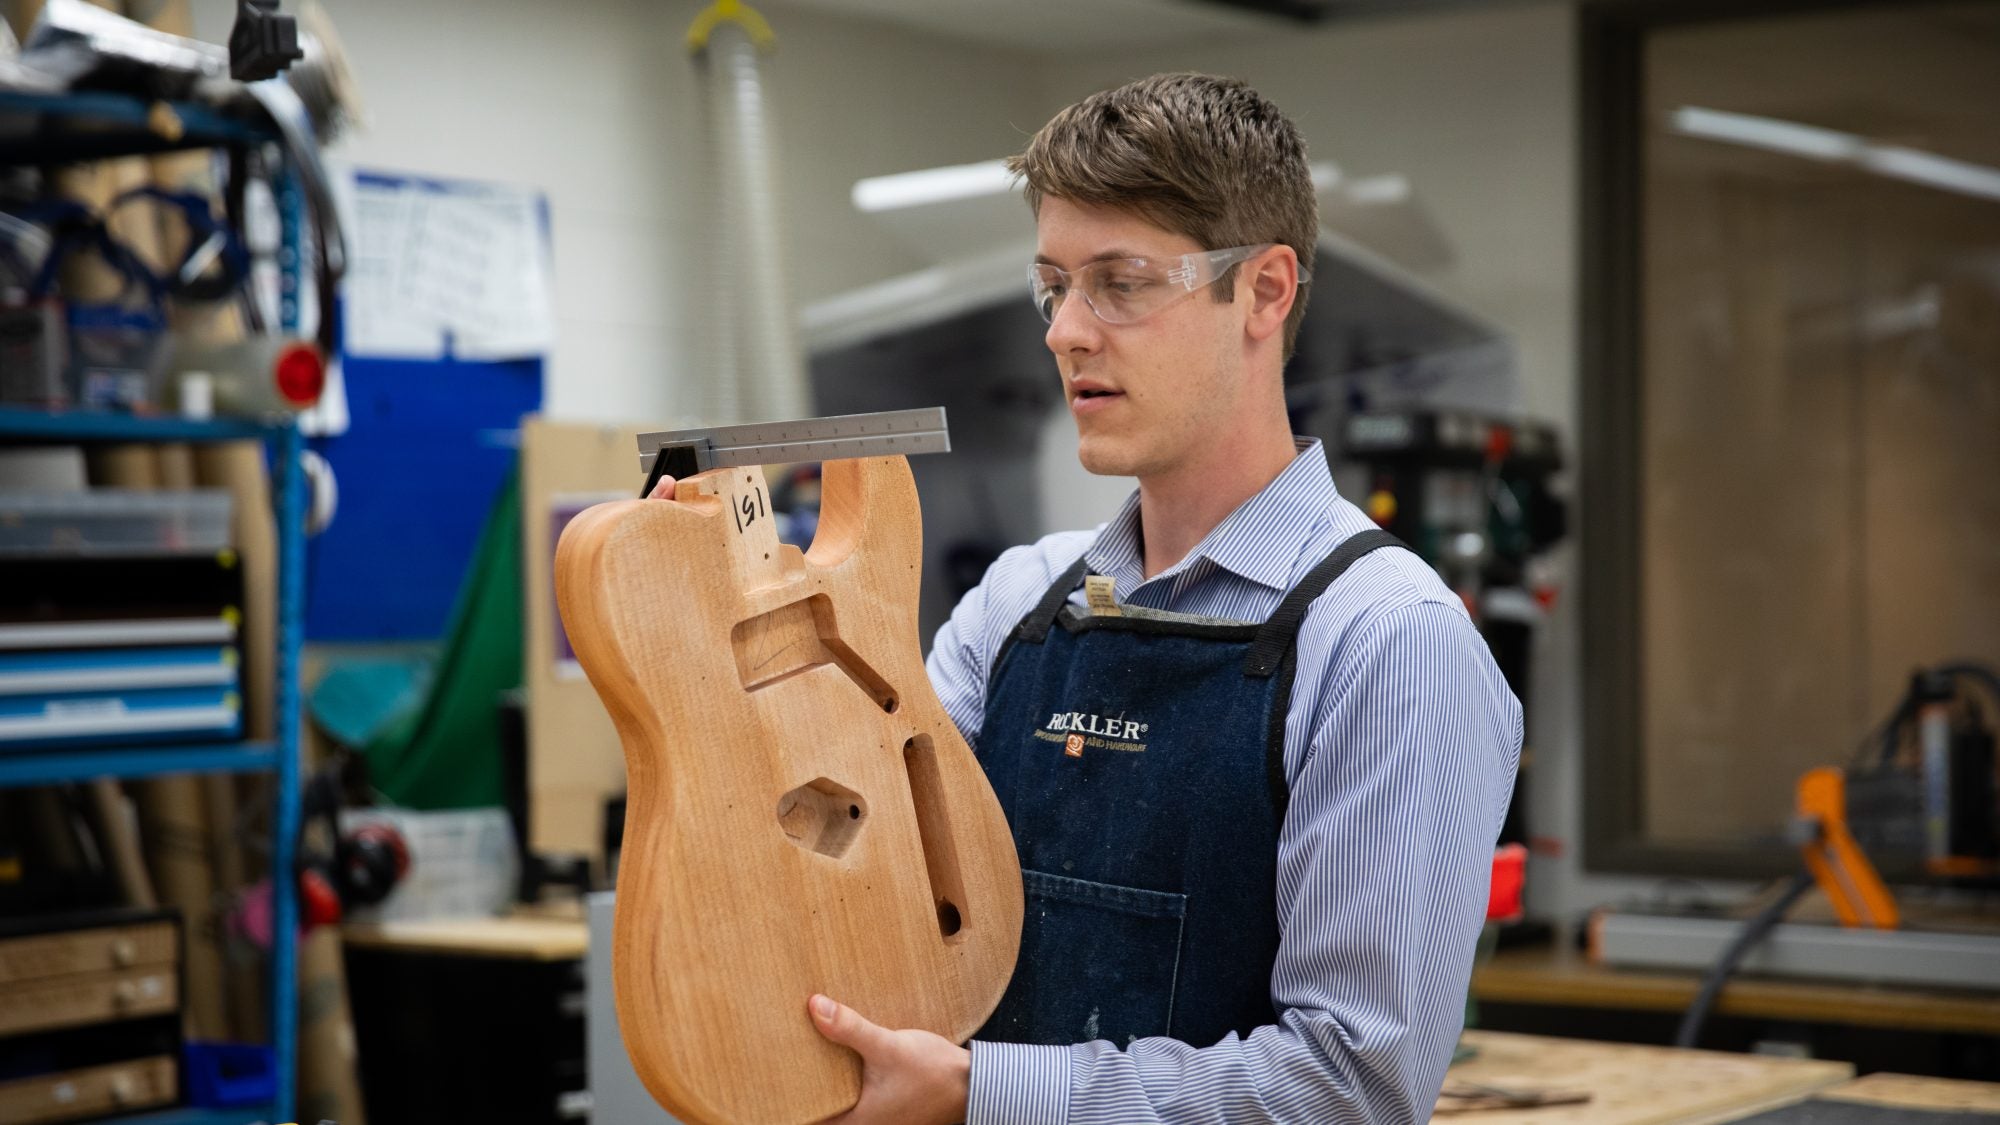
[654,73,1521,1124]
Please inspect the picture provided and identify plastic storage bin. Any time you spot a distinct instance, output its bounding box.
[0,488,232,555]
[185,1042,277,1108]
[341,807,519,923]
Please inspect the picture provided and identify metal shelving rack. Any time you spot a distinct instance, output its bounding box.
[0,90,307,1125]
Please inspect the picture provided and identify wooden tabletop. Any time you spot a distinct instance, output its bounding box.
[1818,1072,2000,1112]
[340,915,589,961]
[1436,1030,1854,1124]
[1471,943,2000,1036]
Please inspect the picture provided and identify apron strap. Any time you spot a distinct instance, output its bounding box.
[1014,555,1092,645]
[1244,529,1407,677]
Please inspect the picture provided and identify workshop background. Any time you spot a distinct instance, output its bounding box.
[0,0,1995,1123]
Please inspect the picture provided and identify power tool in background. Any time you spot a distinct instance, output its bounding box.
[1816,663,1999,905]
[1333,408,1568,926]
[1592,663,2000,1046]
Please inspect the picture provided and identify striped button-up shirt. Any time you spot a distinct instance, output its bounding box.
[925,437,1523,1124]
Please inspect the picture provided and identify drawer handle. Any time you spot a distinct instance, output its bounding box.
[113,977,162,1008]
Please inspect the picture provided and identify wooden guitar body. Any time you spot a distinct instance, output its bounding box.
[553,455,1022,1125]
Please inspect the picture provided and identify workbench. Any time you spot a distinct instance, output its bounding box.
[1441,1030,2000,1122]
[1471,943,2000,1037]
[411,908,1996,1124]
[1440,1030,1853,1122]
[341,914,588,962]
[341,913,592,1125]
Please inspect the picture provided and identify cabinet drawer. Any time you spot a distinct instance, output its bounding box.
[0,921,177,985]
[0,967,179,1037]
[0,1055,177,1125]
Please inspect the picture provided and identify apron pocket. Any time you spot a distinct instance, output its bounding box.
[985,868,1188,1046]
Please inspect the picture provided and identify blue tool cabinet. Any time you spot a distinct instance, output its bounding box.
[0,89,311,1125]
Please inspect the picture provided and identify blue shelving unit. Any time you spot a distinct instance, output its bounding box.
[0,405,274,443]
[0,90,272,164]
[108,1105,282,1125]
[0,79,308,1124]
[0,740,280,786]
[0,408,305,1124]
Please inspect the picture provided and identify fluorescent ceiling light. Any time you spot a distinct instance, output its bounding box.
[1672,106,1859,163]
[856,157,1355,214]
[1344,173,1411,206]
[1861,145,2000,204]
[1672,105,2000,205]
[853,160,1017,213]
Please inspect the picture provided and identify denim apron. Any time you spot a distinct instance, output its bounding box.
[974,528,1404,1048]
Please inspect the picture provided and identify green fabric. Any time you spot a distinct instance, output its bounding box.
[346,464,522,808]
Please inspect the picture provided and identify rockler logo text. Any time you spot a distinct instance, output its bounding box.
[1033,711,1150,755]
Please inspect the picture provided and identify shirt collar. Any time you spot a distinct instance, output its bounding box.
[1084,437,1338,594]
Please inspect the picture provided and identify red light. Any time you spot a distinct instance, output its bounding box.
[1487,843,1526,922]
[299,868,343,928]
[274,344,325,406]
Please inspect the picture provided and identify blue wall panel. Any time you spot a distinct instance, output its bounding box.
[304,354,541,640]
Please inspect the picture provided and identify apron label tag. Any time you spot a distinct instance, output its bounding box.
[1084,575,1121,617]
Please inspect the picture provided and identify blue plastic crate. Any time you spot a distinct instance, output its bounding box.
[185,1042,276,1108]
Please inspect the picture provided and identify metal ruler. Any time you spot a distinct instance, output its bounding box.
[637,407,950,496]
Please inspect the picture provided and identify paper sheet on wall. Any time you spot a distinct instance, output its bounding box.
[340,170,556,361]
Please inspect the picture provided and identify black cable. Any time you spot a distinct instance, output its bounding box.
[1674,870,1817,1049]
[1853,662,2000,771]
[1685,663,1999,1049]
[1934,663,2000,709]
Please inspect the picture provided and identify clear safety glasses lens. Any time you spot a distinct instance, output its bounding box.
[1028,243,1306,326]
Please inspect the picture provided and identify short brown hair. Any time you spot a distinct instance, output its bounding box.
[1008,73,1318,359]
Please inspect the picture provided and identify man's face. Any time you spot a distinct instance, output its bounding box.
[1035,197,1247,479]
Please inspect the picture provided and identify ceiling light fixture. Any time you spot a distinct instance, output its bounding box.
[852,159,1016,213]
[1672,105,2000,204]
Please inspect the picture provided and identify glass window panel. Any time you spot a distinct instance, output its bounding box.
[1633,3,2000,854]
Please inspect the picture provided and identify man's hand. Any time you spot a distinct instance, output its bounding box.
[809,994,971,1125]
[646,474,679,500]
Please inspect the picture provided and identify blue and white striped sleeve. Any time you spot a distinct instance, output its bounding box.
[925,553,1001,748]
[927,534,1096,751]
[967,598,1522,1125]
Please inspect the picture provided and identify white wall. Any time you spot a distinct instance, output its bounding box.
[194,0,1046,424]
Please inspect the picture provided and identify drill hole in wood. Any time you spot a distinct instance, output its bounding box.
[776,778,867,859]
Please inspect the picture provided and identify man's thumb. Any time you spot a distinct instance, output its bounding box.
[810,994,886,1055]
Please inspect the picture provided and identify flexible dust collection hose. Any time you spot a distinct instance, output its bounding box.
[1672,870,1816,1048]
[689,0,811,426]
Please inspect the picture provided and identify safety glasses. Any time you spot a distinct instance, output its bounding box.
[1028,243,1308,326]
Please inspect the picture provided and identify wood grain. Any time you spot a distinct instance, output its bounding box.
[82,779,157,909]
[0,1054,176,1125]
[341,916,588,962]
[0,919,175,985]
[555,455,1022,1125]
[0,965,180,1037]
[1438,1031,1852,1125]
[193,439,277,1044]
[1823,1073,2000,1112]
